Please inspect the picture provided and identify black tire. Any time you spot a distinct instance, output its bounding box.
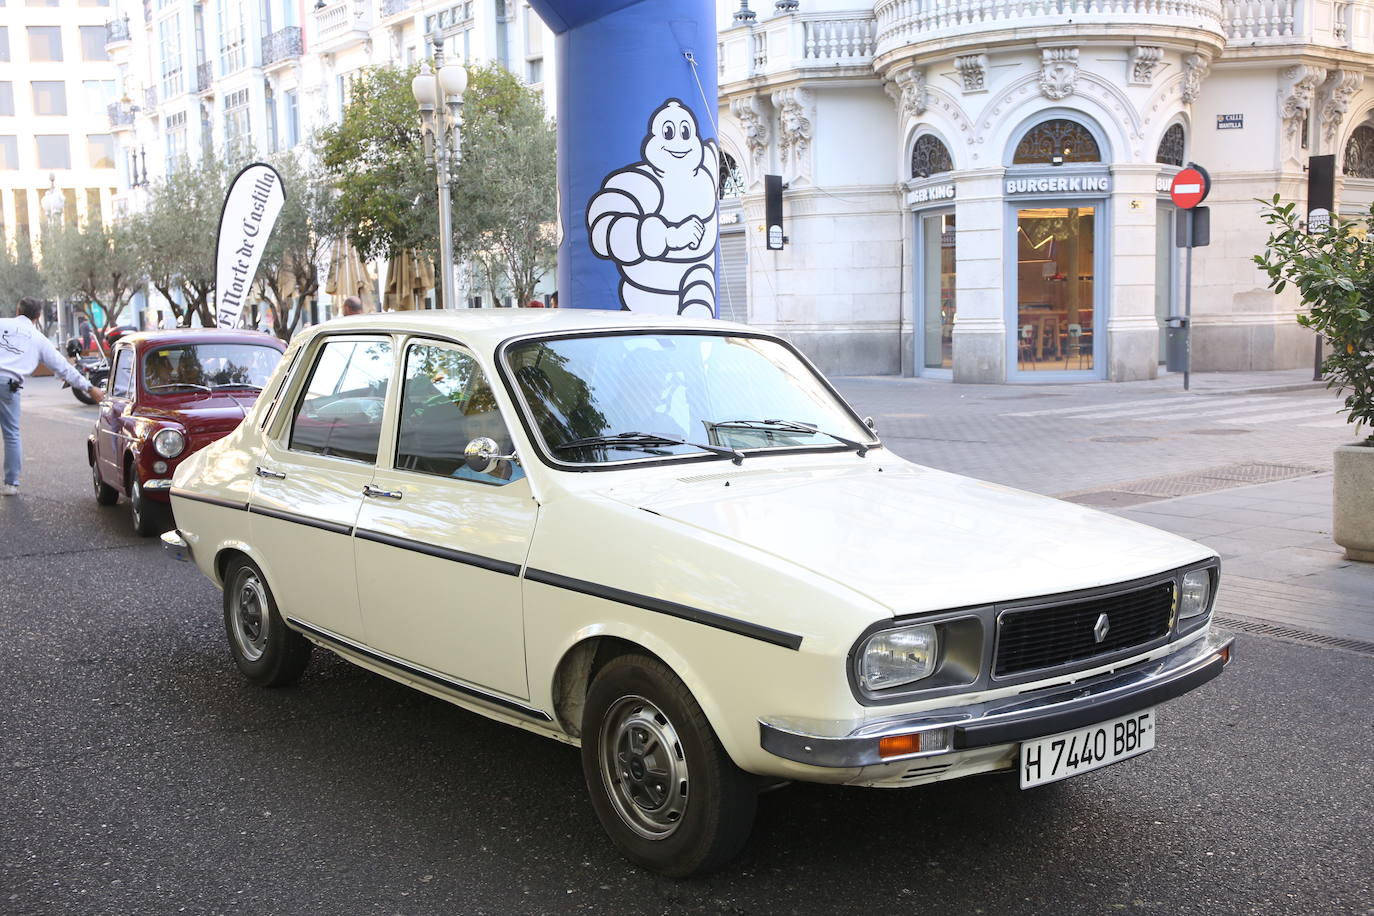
[92,459,118,506]
[129,474,170,537]
[73,386,98,406]
[581,653,757,877]
[222,557,312,687]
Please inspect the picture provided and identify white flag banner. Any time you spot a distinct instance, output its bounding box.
[214,162,286,328]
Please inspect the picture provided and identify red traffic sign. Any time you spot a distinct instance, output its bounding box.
[1170,167,1209,209]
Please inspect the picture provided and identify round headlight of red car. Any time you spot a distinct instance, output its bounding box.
[152,428,186,458]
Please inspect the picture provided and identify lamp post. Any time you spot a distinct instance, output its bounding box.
[411,33,468,309]
[41,173,67,340]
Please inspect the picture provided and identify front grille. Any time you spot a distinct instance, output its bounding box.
[995,581,1175,678]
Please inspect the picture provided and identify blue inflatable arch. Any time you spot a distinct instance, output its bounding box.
[523,0,719,316]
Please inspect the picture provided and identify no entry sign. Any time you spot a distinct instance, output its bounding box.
[1170,167,1209,209]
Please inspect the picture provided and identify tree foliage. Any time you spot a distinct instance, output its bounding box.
[130,155,231,327]
[452,64,558,307]
[257,151,340,341]
[319,64,436,261]
[0,234,43,316]
[40,219,142,331]
[1255,195,1374,442]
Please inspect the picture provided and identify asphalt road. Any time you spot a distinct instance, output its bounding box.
[2,382,1372,916]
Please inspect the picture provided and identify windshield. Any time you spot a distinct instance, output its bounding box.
[505,332,874,465]
[142,343,282,392]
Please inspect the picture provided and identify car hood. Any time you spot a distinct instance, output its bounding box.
[138,393,257,431]
[599,459,1212,615]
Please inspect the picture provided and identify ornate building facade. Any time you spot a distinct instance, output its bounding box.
[715,0,1374,381]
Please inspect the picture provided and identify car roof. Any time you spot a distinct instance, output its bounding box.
[313,309,756,350]
[123,329,286,352]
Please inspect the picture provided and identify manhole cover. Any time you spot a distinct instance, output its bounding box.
[1188,428,1252,436]
[1059,462,1322,502]
[1090,435,1159,443]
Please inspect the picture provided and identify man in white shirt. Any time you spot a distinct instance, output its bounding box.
[0,297,106,496]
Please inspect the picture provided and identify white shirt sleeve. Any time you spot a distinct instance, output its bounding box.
[37,336,93,392]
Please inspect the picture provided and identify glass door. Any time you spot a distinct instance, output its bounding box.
[919,210,957,373]
[1014,205,1097,375]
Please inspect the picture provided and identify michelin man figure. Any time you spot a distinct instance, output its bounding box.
[586,99,719,316]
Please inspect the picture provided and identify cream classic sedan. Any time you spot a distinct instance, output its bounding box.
[165,310,1233,876]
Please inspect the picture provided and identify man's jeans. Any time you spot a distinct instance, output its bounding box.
[0,383,20,486]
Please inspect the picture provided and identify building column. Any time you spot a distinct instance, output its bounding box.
[952,168,1007,384]
[1107,164,1162,381]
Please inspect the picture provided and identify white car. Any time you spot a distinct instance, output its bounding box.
[165,310,1233,876]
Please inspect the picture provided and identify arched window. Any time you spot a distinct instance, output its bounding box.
[1012,118,1101,165]
[911,134,953,179]
[719,150,745,199]
[1344,124,1374,178]
[1156,124,1185,166]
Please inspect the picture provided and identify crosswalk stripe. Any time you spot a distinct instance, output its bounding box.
[1062,395,1286,421]
[1005,396,1196,418]
[1217,405,1347,425]
[1297,415,1356,428]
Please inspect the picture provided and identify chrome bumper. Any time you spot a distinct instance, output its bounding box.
[759,634,1234,768]
[144,479,173,491]
[161,529,192,563]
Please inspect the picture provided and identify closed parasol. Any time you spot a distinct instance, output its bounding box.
[325,238,376,311]
[384,249,437,311]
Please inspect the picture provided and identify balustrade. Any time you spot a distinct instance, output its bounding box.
[721,10,877,84]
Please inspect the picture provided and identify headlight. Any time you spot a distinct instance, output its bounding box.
[152,428,186,458]
[859,624,939,691]
[1178,569,1213,619]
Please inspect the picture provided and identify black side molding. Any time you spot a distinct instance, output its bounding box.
[169,488,248,512]
[247,504,353,536]
[524,567,804,651]
[355,528,521,576]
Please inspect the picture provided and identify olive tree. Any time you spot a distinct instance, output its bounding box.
[257,151,340,341]
[131,155,231,327]
[40,219,142,331]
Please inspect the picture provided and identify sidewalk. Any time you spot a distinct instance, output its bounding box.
[1106,473,1374,645]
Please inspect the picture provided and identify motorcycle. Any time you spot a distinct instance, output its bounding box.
[64,338,110,405]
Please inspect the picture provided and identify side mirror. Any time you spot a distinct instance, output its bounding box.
[864,416,877,433]
[463,436,519,474]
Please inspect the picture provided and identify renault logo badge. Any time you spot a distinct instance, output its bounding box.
[1093,613,1111,643]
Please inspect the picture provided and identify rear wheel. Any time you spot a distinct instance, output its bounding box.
[72,386,98,406]
[129,474,170,537]
[91,459,118,506]
[222,557,311,687]
[581,653,757,877]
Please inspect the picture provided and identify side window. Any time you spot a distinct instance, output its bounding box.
[288,337,394,463]
[110,349,133,398]
[395,342,524,486]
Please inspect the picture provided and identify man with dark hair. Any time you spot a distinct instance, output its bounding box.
[342,296,365,316]
[0,297,105,496]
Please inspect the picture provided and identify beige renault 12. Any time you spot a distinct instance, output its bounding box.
[165,309,1234,876]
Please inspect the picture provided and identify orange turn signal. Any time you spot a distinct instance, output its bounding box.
[878,733,922,759]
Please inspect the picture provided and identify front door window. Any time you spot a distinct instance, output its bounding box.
[1015,206,1095,372]
[921,211,956,371]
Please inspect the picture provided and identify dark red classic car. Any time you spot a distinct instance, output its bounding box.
[89,329,285,535]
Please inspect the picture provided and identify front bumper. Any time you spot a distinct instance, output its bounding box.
[759,633,1234,768]
[161,529,192,563]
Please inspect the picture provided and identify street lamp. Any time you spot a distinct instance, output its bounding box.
[41,173,67,340]
[411,32,468,309]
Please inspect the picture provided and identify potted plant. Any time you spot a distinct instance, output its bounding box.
[1255,195,1374,561]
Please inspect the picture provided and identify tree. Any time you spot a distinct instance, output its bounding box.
[40,219,142,332]
[1255,196,1374,442]
[0,234,43,315]
[131,154,230,327]
[257,151,340,341]
[319,64,436,262]
[452,64,558,307]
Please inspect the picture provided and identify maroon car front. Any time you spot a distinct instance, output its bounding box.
[88,329,285,535]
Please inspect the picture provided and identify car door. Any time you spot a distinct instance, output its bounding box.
[96,346,135,484]
[249,334,395,642]
[353,338,537,700]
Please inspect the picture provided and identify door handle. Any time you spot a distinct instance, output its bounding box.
[362,485,402,500]
[255,466,286,480]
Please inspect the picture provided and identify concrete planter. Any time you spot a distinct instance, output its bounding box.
[1333,442,1374,562]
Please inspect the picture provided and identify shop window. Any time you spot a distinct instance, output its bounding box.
[1156,124,1185,167]
[911,134,953,179]
[1343,124,1374,178]
[1012,119,1100,165]
[719,150,744,199]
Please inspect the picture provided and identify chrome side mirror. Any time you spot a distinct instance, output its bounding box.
[464,436,520,474]
[863,416,878,433]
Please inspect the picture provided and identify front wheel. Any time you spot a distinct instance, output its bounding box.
[129,475,170,537]
[92,460,118,506]
[581,653,757,877]
[222,557,311,687]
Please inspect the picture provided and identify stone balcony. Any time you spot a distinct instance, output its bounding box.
[262,26,303,69]
[195,61,215,95]
[720,10,878,89]
[107,102,136,132]
[1220,0,1374,55]
[381,0,413,20]
[104,16,131,50]
[314,0,374,54]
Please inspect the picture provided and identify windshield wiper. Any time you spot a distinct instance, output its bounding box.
[706,418,872,457]
[554,431,745,465]
[147,382,212,393]
[211,383,263,391]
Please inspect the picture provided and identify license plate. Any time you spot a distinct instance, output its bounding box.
[1019,708,1155,789]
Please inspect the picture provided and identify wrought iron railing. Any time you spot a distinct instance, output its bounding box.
[107,102,136,128]
[144,86,158,109]
[382,0,412,16]
[196,61,214,94]
[262,26,303,65]
[105,16,131,44]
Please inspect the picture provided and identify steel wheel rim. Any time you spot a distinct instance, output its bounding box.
[229,569,269,663]
[130,478,142,526]
[598,695,689,840]
[91,462,102,498]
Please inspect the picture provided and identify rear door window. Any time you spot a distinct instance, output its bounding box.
[288,337,394,464]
